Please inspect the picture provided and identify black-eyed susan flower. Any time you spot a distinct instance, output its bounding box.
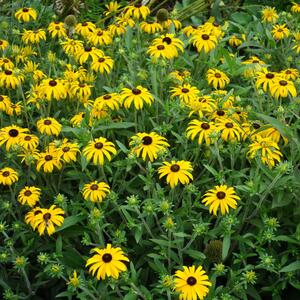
[74,45,104,65]
[207,69,230,89]
[261,127,288,145]
[5,102,22,116]
[94,93,121,110]
[36,145,62,172]
[48,21,67,38]
[37,118,62,136]
[190,31,218,53]
[170,84,200,104]
[280,68,299,81]
[104,1,120,16]
[86,244,129,280]
[291,2,300,13]
[89,28,113,46]
[120,86,154,110]
[108,23,127,37]
[182,25,199,37]
[187,96,216,118]
[174,265,212,300]
[82,181,110,202]
[0,125,28,151]
[75,21,96,38]
[71,112,86,127]
[0,39,9,51]
[161,19,182,31]
[57,139,80,163]
[0,167,19,186]
[216,118,244,142]
[61,38,83,56]
[140,21,163,34]
[25,207,42,227]
[91,55,114,74]
[242,56,266,78]
[40,78,67,101]
[89,104,109,124]
[255,68,278,92]
[31,205,64,236]
[272,24,290,40]
[129,132,169,162]
[186,120,217,145]
[261,7,278,23]
[0,69,23,89]
[269,77,297,99]
[152,34,184,57]
[158,160,193,188]
[169,70,191,83]
[0,95,11,112]
[228,35,244,47]
[15,7,37,22]
[147,43,177,60]
[202,185,240,215]
[22,29,46,44]
[247,136,283,168]
[83,137,116,165]
[0,58,14,70]
[124,4,150,20]
[18,186,41,207]
[70,81,92,100]
[23,61,45,82]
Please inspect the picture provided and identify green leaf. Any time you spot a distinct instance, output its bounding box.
[279,261,300,272]
[186,249,206,260]
[93,122,136,131]
[231,12,252,25]
[124,293,137,300]
[56,215,85,232]
[56,235,62,257]
[222,235,231,260]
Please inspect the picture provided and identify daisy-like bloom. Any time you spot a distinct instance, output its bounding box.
[158,160,193,189]
[89,28,113,46]
[40,78,67,101]
[182,25,199,37]
[124,4,150,20]
[269,77,297,99]
[18,186,41,207]
[0,125,28,151]
[0,95,11,112]
[86,244,129,280]
[120,86,154,110]
[216,118,244,142]
[89,105,109,124]
[189,31,218,53]
[0,39,9,51]
[242,56,266,78]
[70,81,92,100]
[108,23,127,37]
[83,137,117,165]
[261,7,278,23]
[23,61,45,82]
[291,2,300,13]
[82,181,110,202]
[187,96,216,118]
[169,70,191,83]
[91,55,114,74]
[0,58,14,70]
[152,34,184,57]
[115,15,135,28]
[261,127,288,145]
[61,38,83,56]
[147,43,178,60]
[57,139,80,163]
[25,207,42,227]
[37,118,62,136]
[48,21,67,38]
[0,167,19,186]
[129,132,169,162]
[36,147,62,173]
[207,69,230,89]
[186,120,217,145]
[15,7,37,22]
[161,19,182,31]
[94,93,121,110]
[5,102,22,116]
[248,136,283,168]
[272,24,290,40]
[67,271,80,288]
[255,68,278,92]
[140,21,163,34]
[32,205,64,236]
[74,45,104,65]
[170,84,200,104]
[75,21,96,38]
[22,29,46,44]
[202,185,240,215]
[174,265,212,300]
[0,69,23,89]
[71,112,86,127]
[104,1,120,16]
[280,68,299,81]
[228,35,243,47]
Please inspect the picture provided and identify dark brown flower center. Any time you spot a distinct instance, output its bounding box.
[0,95,3,101]
[285,70,291,74]
[5,70,12,75]
[170,164,180,172]
[181,88,189,93]
[253,123,260,129]
[34,210,42,215]
[94,142,103,149]
[0,41,3,45]
[55,26,60,30]
[79,83,85,88]
[132,88,141,95]
[22,8,29,12]
[192,25,198,29]
[102,253,113,263]
[97,31,103,36]
[225,122,233,128]
[142,136,152,145]
[3,59,9,63]
[279,80,287,86]
[157,45,165,50]
[90,184,99,190]
[9,129,19,137]
[82,22,88,26]
[98,57,105,62]
[135,3,142,8]
[44,120,52,125]
[201,123,210,130]
[24,190,32,196]
[187,276,197,286]
[202,34,209,40]
[217,110,225,116]
[103,95,111,100]
[62,147,70,152]
[252,60,259,63]
[162,37,172,44]
[49,80,57,86]
[2,171,10,177]
[214,73,221,78]
[85,46,92,52]
[43,212,51,221]
[266,73,274,79]
[277,28,283,32]
[217,191,226,199]
[45,155,53,161]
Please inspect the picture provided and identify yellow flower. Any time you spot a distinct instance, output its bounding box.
[174,265,212,300]
[207,69,230,89]
[91,55,114,74]
[108,23,127,37]
[25,207,42,227]
[94,93,121,111]
[104,1,120,16]
[22,29,46,44]
[18,186,41,207]
[36,147,62,173]
[202,185,240,215]
[247,136,283,168]
[31,205,65,236]
[183,25,199,37]
[186,120,217,145]
[0,58,14,70]
[190,31,218,53]
[158,160,193,188]
[82,181,110,202]
[187,96,216,118]
[272,24,290,40]
[0,39,9,51]
[280,68,299,81]
[147,43,178,60]
[120,86,154,109]
[86,244,129,280]
[228,35,243,47]
[37,118,62,136]
[291,2,300,13]
[48,21,67,39]
[57,139,80,163]
[70,81,93,100]
[0,95,11,112]
[68,271,80,288]
[129,132,169,162]
[0,69,23,89]
[269,78,297,99]
[170,84,200,104]
[261,7,278,23]
[61,38,83,56]
[124,4,150,20]
[0,167,19,186]
[161,19,182,31]
[152,34,184,57]
[5,102,22,116]
[0,125,28,151]
[216,118,244,142]
[88,28,113,46]
[15,7,37,22]
[83,137,117,165]
[40,78,67,101]
[169,70,191,83]
[140,21,163,34]
[255,69,278,92]
[74,45,104,65]
[75,21,96,38]
[70,112,86,127]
